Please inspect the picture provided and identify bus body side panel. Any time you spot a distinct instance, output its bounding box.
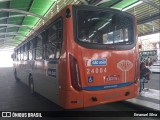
[52,7,81,107]
[33,59,46,95]
[20,60,30,85]
[31,8,70,106]
[58,6,84,109]
[33,59,59,104]
[16,60,28,85]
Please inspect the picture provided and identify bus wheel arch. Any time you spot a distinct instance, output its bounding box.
[29,74,35,95]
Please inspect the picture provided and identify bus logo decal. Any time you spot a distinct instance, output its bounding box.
[86,59,107,66]
[104,75,120,82]
[117,60,133,83]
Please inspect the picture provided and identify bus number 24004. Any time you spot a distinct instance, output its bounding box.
[86,68,107,74]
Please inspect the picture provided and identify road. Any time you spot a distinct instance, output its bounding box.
[0,67,159,120]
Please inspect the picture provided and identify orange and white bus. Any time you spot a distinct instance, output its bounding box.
[12,5,140,109]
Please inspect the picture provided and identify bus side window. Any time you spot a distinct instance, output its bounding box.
[16,49,18,61]
[35,35,44,60]
[31,38,37,60]
[29,50,32,60]
[45,44,56,60]
[29,40,33,60]
[24,43,28,60]
[18,48,20,61]
[23,52,27,60]
[36,47,43,60]
[55,19,63,59]
[57,19,63,41]
[47,19,62,43]
[22,45,25,61]
[32,49,36,60]
[13,53,16,61]
[45,18,63,60]
[48,24,57,43]
[17,54,19,61]
[20,46,23,61]
[55,43,61,59]
[27,42,30,60]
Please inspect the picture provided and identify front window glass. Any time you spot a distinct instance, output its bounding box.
[77,10,134,45]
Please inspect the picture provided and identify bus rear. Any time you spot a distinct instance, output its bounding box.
[59,5,140,109]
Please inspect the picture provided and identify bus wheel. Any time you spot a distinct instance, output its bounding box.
[29,75,35,95]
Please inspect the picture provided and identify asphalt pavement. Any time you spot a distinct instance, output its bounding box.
[0,67,159,119]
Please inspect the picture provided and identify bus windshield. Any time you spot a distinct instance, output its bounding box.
[77,9,135,46]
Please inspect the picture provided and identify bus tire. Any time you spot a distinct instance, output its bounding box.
[29,75,35,95]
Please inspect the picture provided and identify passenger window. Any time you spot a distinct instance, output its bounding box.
[55,43,61,59]
[29,50,32,60]
[45,44,56,60]
[28,40,33,60]
[47,19,63,43]
[32,38,37,48]
[18,48,20,61]
[36,47,43,60]
[18,54,20,61]
[46,18,63,60]
[20,47,23,61]
[16,50,18,61]
[24,52,28,60]
[13,53,16,61]
[37,35,43,47]
[32,49,36,60]
[30,40,33,49]
[24,42,30,60]
[48,25,57,43]
[34,34,44,60]
[57,20,63,41]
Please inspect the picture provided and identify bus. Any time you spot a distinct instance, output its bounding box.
[12,5,140,109]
